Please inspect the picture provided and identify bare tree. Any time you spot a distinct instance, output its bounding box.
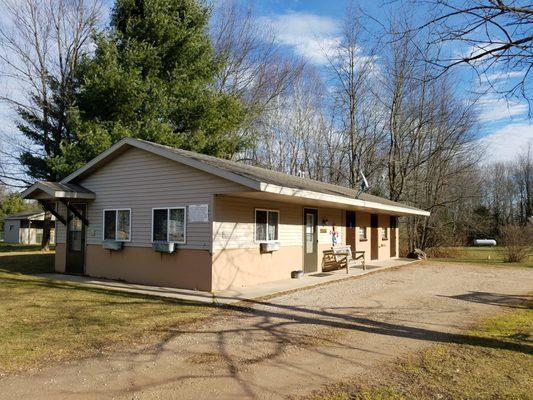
[376,16,483,251]
[249,66,335,178]
[326,5,386,188]
[514,144,533,223]
[210,0,304,135]
[410,0,532,103]
[0,0,102,249]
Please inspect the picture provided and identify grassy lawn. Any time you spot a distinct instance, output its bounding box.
[0,249,213,375]
[428,246,533,268]
[0,242,55,253]
[308,300,533,400]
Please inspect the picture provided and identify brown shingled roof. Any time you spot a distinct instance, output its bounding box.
[142,140,425,213]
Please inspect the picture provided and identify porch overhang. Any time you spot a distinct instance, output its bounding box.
[21,182,94,226]
[222,186,430,217]
[21,181,95,201]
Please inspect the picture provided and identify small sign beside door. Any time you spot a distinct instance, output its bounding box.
[188,204,209,223]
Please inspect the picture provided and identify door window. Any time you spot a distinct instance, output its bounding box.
[305,213,314,253]
[68,208,83,251]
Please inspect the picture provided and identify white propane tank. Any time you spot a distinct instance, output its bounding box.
[473,239,497,247]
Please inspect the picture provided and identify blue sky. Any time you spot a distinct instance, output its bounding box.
[1,0,530,173]
[244,0,532,163]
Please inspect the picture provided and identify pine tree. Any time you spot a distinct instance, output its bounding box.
[71,0,246,164]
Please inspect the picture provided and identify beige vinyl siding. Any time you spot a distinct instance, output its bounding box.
[78,147,248,249]
[213,195,303,250]
[213,196,347,251]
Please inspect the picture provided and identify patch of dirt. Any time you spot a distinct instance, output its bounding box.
[187,352,226,365]
[0,263,531,400]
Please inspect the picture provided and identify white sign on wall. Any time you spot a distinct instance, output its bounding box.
[188,204,209,223]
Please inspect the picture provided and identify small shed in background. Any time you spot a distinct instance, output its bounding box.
[3,211,55,245]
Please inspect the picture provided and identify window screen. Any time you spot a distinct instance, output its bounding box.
[255,210,279,242]
[153,209,168,242]
[104,210,116,240]
[104,209,130,241]
[169,208,185,242]
[153,208,186,243]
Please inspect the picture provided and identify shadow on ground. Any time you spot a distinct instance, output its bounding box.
[2,252,532,399]
[441,291,532,309]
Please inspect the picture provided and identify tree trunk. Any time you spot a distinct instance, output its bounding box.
[41,211,52,251]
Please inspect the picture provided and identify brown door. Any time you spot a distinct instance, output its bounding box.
[303,208,318,273]
[346,211,356,253]
[390,216,397,257]
[370,214,378,260]
[65,204,86,274]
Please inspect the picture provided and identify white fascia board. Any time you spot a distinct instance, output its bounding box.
[60,138,262,191]
[131,140,262,190]
[60,137,133,184]
[20,185,41,199]
[21,183,95,200]
[53,191,95,199]
[21,182,57,199]
[259,182,431,217]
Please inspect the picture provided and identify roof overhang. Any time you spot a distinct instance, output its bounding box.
[21,182,95,201]
[60,137,262,190]
[59,137,429,217]
[259,183,430,216]
[4,212,45,221]
[227,185,430,217]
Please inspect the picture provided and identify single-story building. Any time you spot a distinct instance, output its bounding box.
[3,211,55,245]
[21,138,429,291]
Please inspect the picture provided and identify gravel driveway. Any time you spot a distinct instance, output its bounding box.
[0,262,531,400]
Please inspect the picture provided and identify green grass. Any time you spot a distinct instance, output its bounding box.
[308,299,533,400]
[0,242,55,253]
[429,246,533,268]
[0,250,214,374]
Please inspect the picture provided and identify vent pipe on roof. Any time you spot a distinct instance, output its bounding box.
[356,171,369,198]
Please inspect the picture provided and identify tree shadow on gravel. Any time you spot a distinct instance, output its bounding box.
[101,291,531,398]
[440,291,532,309]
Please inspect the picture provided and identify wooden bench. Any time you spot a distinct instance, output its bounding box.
[323,245,366,274]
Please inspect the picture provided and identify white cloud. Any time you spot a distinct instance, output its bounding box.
[478,122,533,163]
[259,12,341,65]
[484,70,526,82]
[477,94,528,123]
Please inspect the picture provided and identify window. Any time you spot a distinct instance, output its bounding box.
[9,225,13,231]
[69,205,86,250]
[103,209,131,242]
[358,227,367,241]
[255,209,279,242]
[382,227,388,240]
[152,207,186,243]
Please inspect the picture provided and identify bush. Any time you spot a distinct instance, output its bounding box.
[501,225,533,263]
[426,247,460,259]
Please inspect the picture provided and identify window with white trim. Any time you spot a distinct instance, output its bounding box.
[103,209,131,241]
[152,208,186,243]
[358,226,367,240]
[255,209,279,242]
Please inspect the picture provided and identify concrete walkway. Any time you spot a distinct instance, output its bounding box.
[38,258,416,305]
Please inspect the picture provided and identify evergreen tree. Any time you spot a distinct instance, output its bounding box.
[71,0,245,165]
